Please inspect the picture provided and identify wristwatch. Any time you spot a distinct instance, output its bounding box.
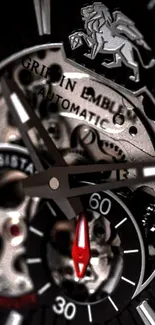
[0,0,155,324]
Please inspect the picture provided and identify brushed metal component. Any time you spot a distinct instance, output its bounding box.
[137,300,155,325]
[33,0,51,35]
[5,311,23,325]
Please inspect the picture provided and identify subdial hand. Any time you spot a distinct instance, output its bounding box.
[72,213,90,278]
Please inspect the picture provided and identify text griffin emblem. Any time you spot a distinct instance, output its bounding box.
[69,2,155,82]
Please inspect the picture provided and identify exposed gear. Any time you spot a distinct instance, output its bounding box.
[101,140,128,180]
[101,141,126,162]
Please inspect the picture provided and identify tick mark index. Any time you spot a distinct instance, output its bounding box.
[26,258,42,264]
[46,202,57,216]
[121,276,136,286]
[108,296,119,311]
[38,282,51,295]
[124,249,139,254]
[87,305,93,322]
[115,217,127,229]
[29,226,44,237]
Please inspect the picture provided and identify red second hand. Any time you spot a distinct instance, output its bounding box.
[72,213,90,278]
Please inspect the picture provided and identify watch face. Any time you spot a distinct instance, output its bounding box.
[1,1,155,325]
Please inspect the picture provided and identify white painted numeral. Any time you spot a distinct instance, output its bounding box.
[89,193,111,215]
[52,296,76,320]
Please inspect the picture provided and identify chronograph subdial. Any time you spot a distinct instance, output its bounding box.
[26,190,145,323]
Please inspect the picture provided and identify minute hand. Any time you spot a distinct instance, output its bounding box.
[21,160,155,199]
[1,76,66,168]
[1,76,83,219]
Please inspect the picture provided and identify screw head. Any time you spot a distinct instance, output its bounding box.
[113,114,125,125]
[79,125,95,144]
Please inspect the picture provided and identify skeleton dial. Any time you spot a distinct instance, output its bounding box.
[0,1,155,325]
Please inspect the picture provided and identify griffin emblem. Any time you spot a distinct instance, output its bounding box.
[69,2,155,82]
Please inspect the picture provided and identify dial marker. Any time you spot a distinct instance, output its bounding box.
[38,282,51,295]
[124,249,139,254]
[108,296,119,311]
[5,311,23,325]
[47,202,56,216]
[29,226,43,237]
[137,300,155,325]
[10,93,29,123]
[115,217,127,229]
[143,166,155,177]
[33,0,51,35]
[26,258,42,264]
[121,276,136,286]
[87,304,92,323]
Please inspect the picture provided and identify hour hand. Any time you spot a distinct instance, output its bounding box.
[1,76,66,170]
